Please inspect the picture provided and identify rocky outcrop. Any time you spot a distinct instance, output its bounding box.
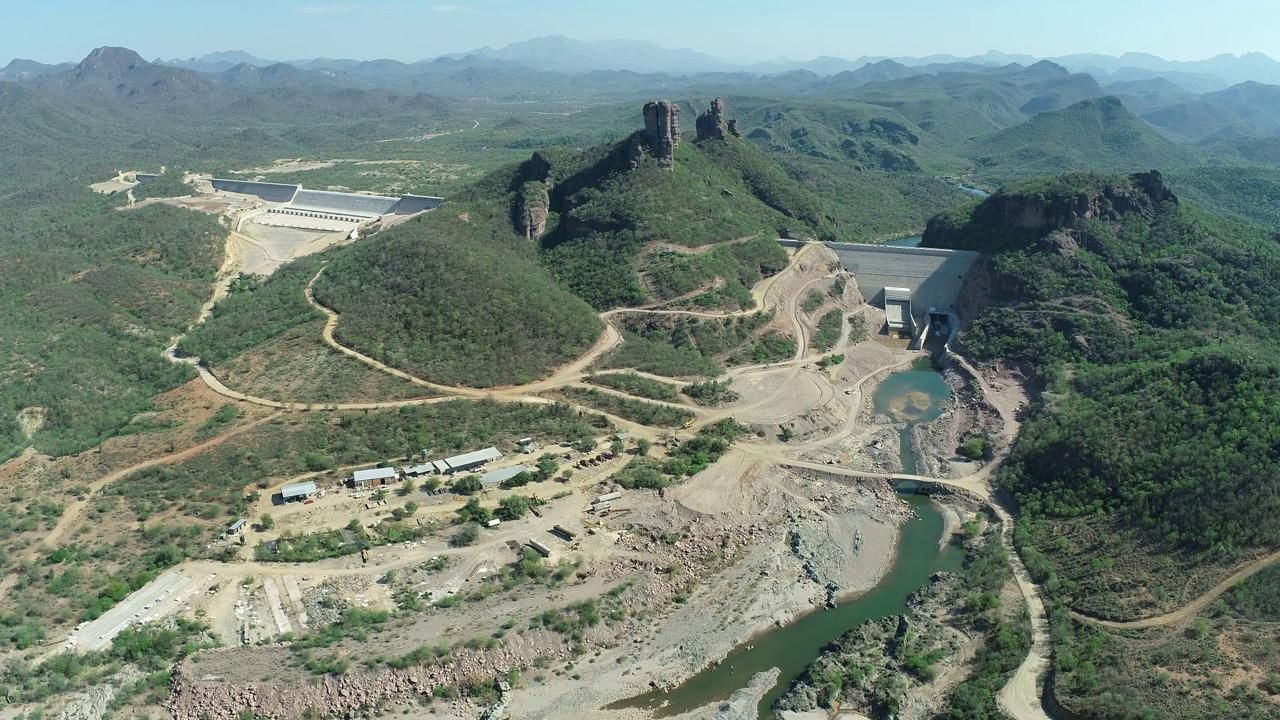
[923,170,1179,251]
[516,181,551,240]
[167,631,583,720]
[696,97,738,141]
[642,100,681,168]
[514,151,553,240]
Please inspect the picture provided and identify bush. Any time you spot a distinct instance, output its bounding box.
[958,437,990,461]
[450,524,480,547]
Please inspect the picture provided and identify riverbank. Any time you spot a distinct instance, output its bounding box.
[512,467,913,720]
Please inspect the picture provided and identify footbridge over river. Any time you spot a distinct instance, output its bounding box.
[780,239,980,343]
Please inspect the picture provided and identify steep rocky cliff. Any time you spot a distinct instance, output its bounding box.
[641,99,681,168]
[923,170,1178,253]
[514,151,553,240]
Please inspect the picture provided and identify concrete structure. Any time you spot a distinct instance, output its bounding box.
[394,194,445,214]
[291,188,401,217]
[135,173,160,183]
[479,464,531,488]
[280,481,318,502]
[67,570,217,652]
[210,179,443,231]
[443,447,503,474]
[211,178,299,203]
[352,467,400,488]
[884,286,913,335]
[825,243,978,321]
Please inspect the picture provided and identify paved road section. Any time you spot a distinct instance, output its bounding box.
[69,571,194,652]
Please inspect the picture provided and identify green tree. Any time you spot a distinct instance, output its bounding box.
[452,475,483,495]
[536,454,559,481]
[636,438,652,456]
[258,514,275,531]
[456,498,492,524]
[497,495,534,521]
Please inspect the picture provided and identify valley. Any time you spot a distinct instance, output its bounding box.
[2,26,1280,720]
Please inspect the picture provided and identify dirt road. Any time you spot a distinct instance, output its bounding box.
[1071,548,1280,630]
[0,412,283,600]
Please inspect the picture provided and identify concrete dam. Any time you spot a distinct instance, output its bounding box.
[781,239,980,339]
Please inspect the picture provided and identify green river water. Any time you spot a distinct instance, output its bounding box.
[609,362,958,718]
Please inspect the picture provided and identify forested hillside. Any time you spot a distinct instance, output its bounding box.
[961,97,1194,181]
[0,199,225,459]
[925,171,1280,719]
[313,203,603,388]
[532,117,834,308]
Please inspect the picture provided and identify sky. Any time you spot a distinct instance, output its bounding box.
[5,0,1280,64]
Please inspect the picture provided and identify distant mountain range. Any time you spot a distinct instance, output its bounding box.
[137,36,1280,89]
[9,41,1280,160]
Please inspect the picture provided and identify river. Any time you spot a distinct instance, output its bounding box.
[610,362,959,719]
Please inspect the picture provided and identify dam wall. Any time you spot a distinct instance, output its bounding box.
[776,240,978,322]
[210,179,299,203]
[827,243,978,319]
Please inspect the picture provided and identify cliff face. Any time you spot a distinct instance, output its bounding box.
[642,99,681,168]
[923,170,1179,253]
[515,151,553,240]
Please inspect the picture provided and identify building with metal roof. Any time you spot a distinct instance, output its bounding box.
[479,464,530,487]
[402,464,434,477]
[281,481,318,502]
[443,447,502,474]
[353,467,401,487]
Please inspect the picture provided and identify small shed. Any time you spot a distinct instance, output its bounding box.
[225,518,247,537]
[281,480,318,503]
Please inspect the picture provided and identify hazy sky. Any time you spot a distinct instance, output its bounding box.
[7,0,1280,64]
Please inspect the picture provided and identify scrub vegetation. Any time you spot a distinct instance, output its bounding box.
[929,170,1280,719]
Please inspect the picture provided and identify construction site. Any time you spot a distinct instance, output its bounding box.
[22,177,1044,720]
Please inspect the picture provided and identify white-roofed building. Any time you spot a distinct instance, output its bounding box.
[280,480,318,503]
[479,465,530,487]
[443,447,502,474]
[352,466,400,488]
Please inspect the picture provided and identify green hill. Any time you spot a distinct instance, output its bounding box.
[961,97,1194,182]
[722,99,975,239]
[312,202,603,388]
[926,171,1280,719]
[1142,81,1280,141]
[307,100,845,385]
